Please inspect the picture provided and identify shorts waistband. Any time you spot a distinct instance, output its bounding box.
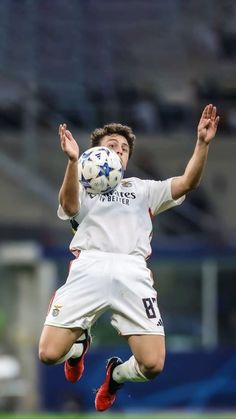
[71,248,144,261]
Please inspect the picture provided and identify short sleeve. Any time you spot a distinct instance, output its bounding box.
[57,205,70,220]
[57,183,84,220]
[147,178,185,216]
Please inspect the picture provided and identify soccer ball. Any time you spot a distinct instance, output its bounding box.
[78,146,124,194]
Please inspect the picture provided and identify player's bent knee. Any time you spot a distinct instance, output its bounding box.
[38,346,60,365]
[142,357,165,379]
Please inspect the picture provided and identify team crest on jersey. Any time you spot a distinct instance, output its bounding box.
[121,180,132,188]
[52,304,62,317]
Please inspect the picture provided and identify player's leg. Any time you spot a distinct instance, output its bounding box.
[39,324,85,364]
[39,251,105,382]
[125,334,165,379]
[95,255,165,411]
[39,325,91,382]
[108,334,165,384]
[95,334,164,411]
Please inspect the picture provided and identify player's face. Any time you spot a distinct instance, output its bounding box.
[100,134,129,169]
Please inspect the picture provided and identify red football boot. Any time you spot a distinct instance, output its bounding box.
[95,357,123,411]
[64,330,91,383]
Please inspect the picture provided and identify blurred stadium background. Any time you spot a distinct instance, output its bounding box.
[0,0,236,417]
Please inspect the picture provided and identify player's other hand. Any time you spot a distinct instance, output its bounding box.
[59,123,79,162]
[197,104,220,145]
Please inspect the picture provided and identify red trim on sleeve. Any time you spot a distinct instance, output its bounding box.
[148,207,154,218]
[47,291,56,315]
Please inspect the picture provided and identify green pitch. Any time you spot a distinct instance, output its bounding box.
[0,412,236,419]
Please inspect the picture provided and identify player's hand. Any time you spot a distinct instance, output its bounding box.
[197,104,220,145]
[59,123,79,162]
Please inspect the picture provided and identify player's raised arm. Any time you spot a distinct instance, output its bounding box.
[58,123,80,217]
[171,104,220,200]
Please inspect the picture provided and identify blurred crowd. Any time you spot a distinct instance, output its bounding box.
[1,79,236,135]
[0,0,236,134]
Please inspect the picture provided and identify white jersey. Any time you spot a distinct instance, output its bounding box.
[58,177,185,259]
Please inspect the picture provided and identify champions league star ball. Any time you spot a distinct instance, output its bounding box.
[78,146,124,194]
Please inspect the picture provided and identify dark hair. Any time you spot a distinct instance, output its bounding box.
[90,123,136,158]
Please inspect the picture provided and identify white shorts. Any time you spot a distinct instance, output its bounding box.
[45,250,164,336]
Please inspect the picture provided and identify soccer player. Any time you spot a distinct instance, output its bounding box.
[38,104,219,411]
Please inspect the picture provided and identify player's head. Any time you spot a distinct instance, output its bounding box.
[90,123,136,160]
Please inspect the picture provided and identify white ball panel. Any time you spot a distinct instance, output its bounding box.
[89,175,109,193]
[108,170,123,188]
[82,162,100,179]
